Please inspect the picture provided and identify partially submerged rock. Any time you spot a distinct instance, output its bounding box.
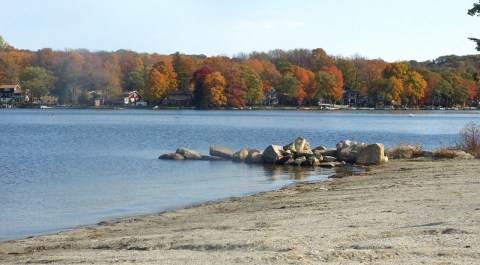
[176,147,202,160]
[210,145,235,160]
[160,137,390,169]
[245,149,264,164]
[263,145,285,164]
[159,153,185,160]
[232,148,250,162]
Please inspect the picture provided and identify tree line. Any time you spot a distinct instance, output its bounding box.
[1,35,480,109]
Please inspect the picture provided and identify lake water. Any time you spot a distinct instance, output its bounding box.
[1,109,479,242]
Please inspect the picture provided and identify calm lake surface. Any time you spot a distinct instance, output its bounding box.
[1,109,479,241]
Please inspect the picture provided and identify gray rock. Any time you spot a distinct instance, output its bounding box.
[293,156,307,166]
[263,145,285,164]
[323,156,337,162]
[284,137,312,155]
[294,137,310,152]
[159,153,184,160]
[313,146,327,151]
[209,145,235,159]
[336,140,366,163]
[232,148,249,162]
[176,147,202,160]
[283,142,296,153]
[356,143,386,165]
[245,149,264,164]
[313,153,324,161]
[386,145,417,159]
[283,158,296,166]
[318,149,337,157]
[296,149,313,158]
[302,156,320,166]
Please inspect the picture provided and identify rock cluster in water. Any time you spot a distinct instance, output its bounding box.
[159,137,388,167]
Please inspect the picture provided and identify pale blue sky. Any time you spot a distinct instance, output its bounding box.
[2,0,479,62]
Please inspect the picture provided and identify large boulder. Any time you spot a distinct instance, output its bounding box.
[386,145,417,159]
[263,145,285,164]
[336,140,367,163]
[232,148,250,162]
[245,149,264,164]
[284,137,312,156]
[209,145,235,159]
[175,147,202,160]
[356,143,386,165]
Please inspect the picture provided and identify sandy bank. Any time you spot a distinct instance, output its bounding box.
[1,158,480,264]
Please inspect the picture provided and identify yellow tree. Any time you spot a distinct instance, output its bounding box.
[403,71,427,105]
[204,71,227,108]
[143,61,178,103]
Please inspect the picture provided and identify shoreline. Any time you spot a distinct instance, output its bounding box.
[1,158,480,264]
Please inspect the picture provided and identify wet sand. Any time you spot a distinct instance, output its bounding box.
[1,158,479,264]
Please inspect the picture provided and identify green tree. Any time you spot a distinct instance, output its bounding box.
[125,57,147,91]
[239,65,264,105]
[172,52,195,92]
[20,67,56,101]
[313,71,338,103]
[277,73,301,104]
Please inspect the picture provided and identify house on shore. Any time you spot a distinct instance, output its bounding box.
[0,85,28,105]
[111,91,146,107]
[343,88,368,108]
[264,87,279,106]
[162,92,194,106]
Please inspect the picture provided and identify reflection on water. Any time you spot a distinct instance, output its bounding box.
[262,164,335,181]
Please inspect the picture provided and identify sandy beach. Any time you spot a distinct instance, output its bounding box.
[1,158,479,264]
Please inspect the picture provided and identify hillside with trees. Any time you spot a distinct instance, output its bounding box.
[1,35,479,109]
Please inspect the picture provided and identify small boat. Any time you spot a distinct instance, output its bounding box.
[408,114,414,117]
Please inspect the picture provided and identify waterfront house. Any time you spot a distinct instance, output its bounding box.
[343,88,369,108]
[112,91,144,106]
[0,84,27,104]
[162,92,194,106]
[264,87,279,106]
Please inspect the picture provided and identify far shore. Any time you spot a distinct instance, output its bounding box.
[1,158,479,264]
[2,103,479,111]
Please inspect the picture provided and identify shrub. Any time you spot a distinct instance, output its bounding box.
[434,148,458,159]
[457,122,480,156]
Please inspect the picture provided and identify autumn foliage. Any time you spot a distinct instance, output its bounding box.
[1,34,480,109]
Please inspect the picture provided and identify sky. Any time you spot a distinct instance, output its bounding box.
[1,0,480,62]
